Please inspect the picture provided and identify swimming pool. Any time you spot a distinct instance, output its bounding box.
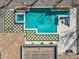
[25,8,70,33]
[15,8,70,33]
[15,13,24,23]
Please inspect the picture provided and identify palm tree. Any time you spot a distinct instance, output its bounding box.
[58,28,77,54]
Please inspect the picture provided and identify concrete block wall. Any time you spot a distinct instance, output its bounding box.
[77,8,79,54]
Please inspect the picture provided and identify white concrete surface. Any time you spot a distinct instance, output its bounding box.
[58,8,77,54]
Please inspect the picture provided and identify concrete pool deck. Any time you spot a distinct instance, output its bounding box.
[58,8,77,54]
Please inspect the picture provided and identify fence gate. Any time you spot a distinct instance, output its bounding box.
[21,45,57,59]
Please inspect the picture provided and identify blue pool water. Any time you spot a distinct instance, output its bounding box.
[17,14,24,22]
[25,8,70,33]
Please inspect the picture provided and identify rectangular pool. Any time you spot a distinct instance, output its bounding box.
[25,8,70,33]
